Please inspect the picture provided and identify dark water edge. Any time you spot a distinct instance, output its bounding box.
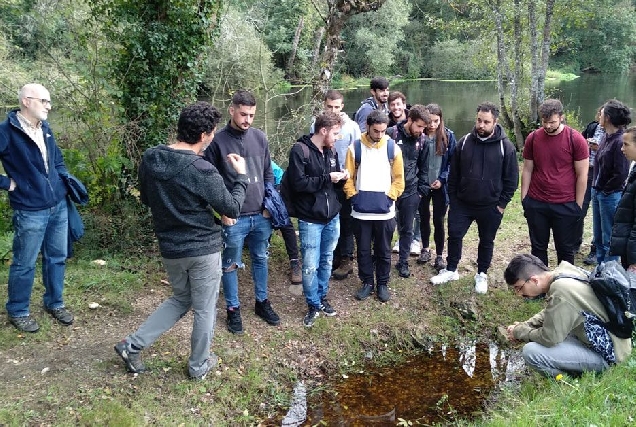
[264,342,526,426]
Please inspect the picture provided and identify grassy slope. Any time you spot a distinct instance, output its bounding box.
[0,166,635,426]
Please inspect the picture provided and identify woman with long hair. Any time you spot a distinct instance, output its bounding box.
[592,100,632,264]
[416,104,456,271]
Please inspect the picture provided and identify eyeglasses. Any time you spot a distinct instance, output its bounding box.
[26,97,52,106]
[513,278,531,294]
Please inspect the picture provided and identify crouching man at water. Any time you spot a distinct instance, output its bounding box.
[114,102,248,379]
[503,254,632,377]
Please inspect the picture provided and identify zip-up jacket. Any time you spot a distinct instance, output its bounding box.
[387,122,429,199]
[448,124,518,208]
[0,109,68,210]
[593,128,629,194]
[203,122,273,216]
[355,97,389,132]
[610,168,636,264]
[139,145,247,259]
[287,135,342,224]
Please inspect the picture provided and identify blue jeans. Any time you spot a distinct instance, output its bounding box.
[298,215,340,308]
[592,189,621,263]
[6,199,68,317]
[522,335,608,377]
[221,213,272,309]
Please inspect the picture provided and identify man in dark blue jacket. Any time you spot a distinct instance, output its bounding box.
[0,83,72,332]
[287,111,348,327]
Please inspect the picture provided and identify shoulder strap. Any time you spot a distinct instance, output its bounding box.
[354,139,361,166]
[295,141,310,161]
[393,126,398,141]
[387,138,395,163]
[460,133,470,150]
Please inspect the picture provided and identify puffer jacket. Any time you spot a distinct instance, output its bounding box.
[610,168,636,265]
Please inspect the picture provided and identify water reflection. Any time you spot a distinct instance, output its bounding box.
[275,342,523,426]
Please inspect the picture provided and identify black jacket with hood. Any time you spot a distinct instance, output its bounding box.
[139,145,248,259]
[448,124,518,208]
[386,122,429,199]
[287,135,343,224]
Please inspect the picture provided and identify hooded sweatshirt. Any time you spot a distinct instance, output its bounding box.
[448,124,518,208]
[287,135,343,224]
[354,97,389,132]
[139,145,248,259]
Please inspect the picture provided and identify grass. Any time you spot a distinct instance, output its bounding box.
[1,166,635,425]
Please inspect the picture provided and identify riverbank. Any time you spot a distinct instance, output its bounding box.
[0,191,634,425]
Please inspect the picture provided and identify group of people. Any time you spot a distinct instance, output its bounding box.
[1,81,634,380]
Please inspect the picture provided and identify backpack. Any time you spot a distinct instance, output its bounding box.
[280,142,310,218]
[558,261,636,339]
[353,138,395,167]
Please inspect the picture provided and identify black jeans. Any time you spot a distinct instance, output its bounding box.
[419,188,448,255]
[522,196,582,266]
[446,200,503,274]
[352,217,396,286]
[576,166,594,251]
[334,188,354,259]
[396,192,421,264]
[278,223,299,261]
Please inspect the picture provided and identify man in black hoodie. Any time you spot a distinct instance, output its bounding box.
[388,105,430,278]
[430,102,519,294]
[287,111,348,327]
[114,102,248,379]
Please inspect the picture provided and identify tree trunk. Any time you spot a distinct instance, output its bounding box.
[311,0,387,109]
[528,0,539,124]
[311,26,325,71]
[493,0,514,132]
[510,0,524,150]
[286,16,304,81]
[537,0,556,106]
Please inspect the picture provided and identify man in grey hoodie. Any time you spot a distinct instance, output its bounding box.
[114,102,248,380]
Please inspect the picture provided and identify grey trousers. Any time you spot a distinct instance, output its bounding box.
[127,253,222,378]
[522,335,609,377]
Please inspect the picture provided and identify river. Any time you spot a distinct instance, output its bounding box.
[259,73,636,164]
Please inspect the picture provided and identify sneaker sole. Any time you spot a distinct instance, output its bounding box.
[114,344,145,373]
[9,319,40,333]
[227,326,245,335]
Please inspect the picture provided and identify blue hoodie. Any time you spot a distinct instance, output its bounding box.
[0,110,68,210]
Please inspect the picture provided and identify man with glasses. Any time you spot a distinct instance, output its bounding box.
[0,83,73,332]
[502,254,631,377]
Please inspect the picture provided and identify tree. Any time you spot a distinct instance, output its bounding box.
[90,0,222,151]
[310,0,387,102]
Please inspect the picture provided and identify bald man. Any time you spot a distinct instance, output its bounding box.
[0,83,74,332]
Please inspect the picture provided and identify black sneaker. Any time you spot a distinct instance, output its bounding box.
[255,299,280,326]
[9,315,39,333]
[303,306,320,327]
[114,340,146,373]
[434,255,446,271]
[583,252,597,265]
[417,249,431,265]
[397,262,410,278]
[376,284,390,302]
[44,306,74,325]
[226,307,244,335]
[355,283,374,300]
[320,299,337,316]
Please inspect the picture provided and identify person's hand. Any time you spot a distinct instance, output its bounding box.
[227,153,246,175]
[341,170,350,181]
[431,180,441,190]
[221,215,237,226]
[588,138,599,152]
[262,209,271,218]
[497,206,504,214]
[8,179,16,192]
[329,172,344,183]
[628,264,636,273]
[506,322,520,341]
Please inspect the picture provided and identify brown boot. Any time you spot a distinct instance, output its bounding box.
[332,257,353,280]
[290,259,302,284]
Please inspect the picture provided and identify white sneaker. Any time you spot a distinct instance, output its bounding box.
[392,241,399,253]
[474,272,488,294]
[410,240,421,255]
[430,269,459,285]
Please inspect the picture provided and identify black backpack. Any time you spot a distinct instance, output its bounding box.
[559,261,636,339]
[280,142,310,218]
